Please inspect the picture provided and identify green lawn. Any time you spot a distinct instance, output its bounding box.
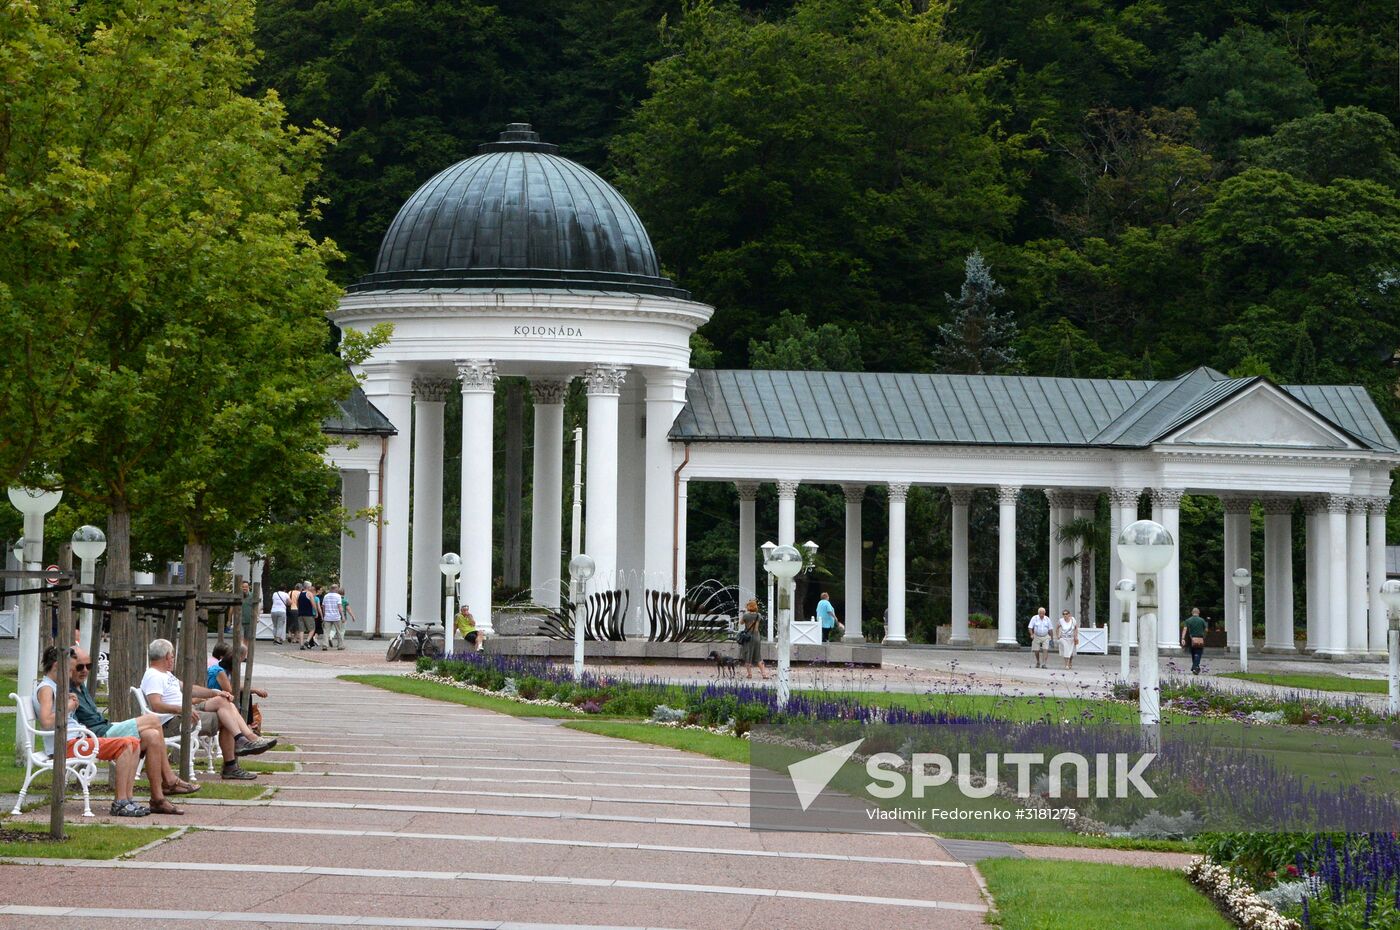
[943,831,1197,852]
[561,720,752,763]
[799,690,1155,723]
[340,674,584,718]
[0,822,177,859]
[240,759,295,773]
[0,674,17,698]
[979,859,1230,929]
[1221,671,1388,694]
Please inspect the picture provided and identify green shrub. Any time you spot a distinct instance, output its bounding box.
[967,613,995,630]
[517,677,544,700]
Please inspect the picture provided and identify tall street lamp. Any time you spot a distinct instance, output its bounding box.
[8,485,62,762]
[1231,567,1251,673]
[760,540,777,643]
[1117,519,1175,744]
[764,544,803,706]
[1114,578,1136,681]
[71,526,106,653]
[440,552,462,654]
[1379,579,1400,715]
[569,554,596,681]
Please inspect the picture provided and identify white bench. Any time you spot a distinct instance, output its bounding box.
[9,692,98,817]
[130,687,219,777]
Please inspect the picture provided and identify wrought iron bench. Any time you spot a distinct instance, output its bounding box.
[9,691,98,817]
[130,686,218,777]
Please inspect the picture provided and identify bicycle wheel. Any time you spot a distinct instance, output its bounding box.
[422,634,444,660]
[385,637,404,662]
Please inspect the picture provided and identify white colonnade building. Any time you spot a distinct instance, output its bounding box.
[325,124,1399,658]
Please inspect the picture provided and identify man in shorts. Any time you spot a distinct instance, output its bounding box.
[141,638,275,781]
[1027,607,1054,669]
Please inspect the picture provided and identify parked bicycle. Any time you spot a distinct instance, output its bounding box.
[385,614,446,662]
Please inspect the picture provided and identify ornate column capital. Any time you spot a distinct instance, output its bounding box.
[529,378,570,405]
[1346,494,1371,515]
[735,481,760,502]
[776,479,800,499]
[582,364,627,396]
[887,482,910,504]
[842,484,866,504]
[1219,493,1253,515]
[1367,495,1391,514]
[1151,487,1186,508]
[996,485,1021,506]
[1322,493,1350,515]
[412,376,455,403]
[455,359,498,393]
[1072,490,1101,510]
[1259,497,1296,516]
[948,486,975,507]
[1044,488,1070,508]
[1108,487,1142,508]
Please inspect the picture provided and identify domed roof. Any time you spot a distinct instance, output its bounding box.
[350,124,686,298]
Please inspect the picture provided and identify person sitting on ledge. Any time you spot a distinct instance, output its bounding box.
[32,646,148,817]
[69,646,197,813]
[141,638,275,781]
[455,605,485,652]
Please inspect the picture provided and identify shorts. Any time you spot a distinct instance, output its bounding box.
[162,710,217,738]
[68,735,139,761]
[104,718,140,738]
[1031,634,1051,651]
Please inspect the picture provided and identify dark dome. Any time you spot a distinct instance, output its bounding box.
[350,124,686,298]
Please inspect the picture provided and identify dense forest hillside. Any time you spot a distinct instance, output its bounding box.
[254,0,1400,637]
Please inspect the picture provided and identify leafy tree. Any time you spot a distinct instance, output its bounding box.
[613,0,1023,370]
[748,310,862,372]
[1173,27,1320,157]
[935,250,1018,374]
[1240,106,1400,189]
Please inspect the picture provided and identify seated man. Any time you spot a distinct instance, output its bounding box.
[70,646,197,811]
[32,646,148,817]
[141,638,275,782]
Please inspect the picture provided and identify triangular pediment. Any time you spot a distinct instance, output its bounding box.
[1162,382,1361,450]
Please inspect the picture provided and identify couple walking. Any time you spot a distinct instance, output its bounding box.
[1028,608,1079,669]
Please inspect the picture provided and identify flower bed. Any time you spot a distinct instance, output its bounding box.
[1110,677,1394,727]
[1186,856,1301,930]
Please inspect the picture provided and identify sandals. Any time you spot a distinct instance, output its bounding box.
[110,799,150,817]
[149,799,185,816]
[164,780,201,795]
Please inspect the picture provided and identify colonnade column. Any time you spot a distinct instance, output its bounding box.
[1368,496,1390,655]
[949,487,973,645]
[1107,488,1139,644]
[1044,490,1065,617]
[736,482,760,605]
[360,362,414,629]
[842,485,865,642]
[529,379,569,608]
[409,377,452,624]
[1153,487,1184,651]
[675,476,689,593]
[457,360,498,633]
[1261,498,1296,652]
[885,483,909,644]
[1347,496,1368,654]
[364,468,381,636]
[1220,495,1251,648]
[777,480,799,547]
[996,485,1019,646]
[1305,501,1322,652]
[643,368,690,594]
[1319,494,1350,657]
[583,365,627,592]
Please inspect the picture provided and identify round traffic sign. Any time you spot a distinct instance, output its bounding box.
[45,564,60,586]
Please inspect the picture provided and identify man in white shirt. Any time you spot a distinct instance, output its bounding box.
[321,585,345,651]
[1027,608,1054,669]
[142,638,275,781]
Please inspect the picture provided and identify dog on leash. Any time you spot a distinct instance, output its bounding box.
[707,650,741,679]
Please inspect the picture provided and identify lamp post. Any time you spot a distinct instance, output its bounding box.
[569,554,596,681]
[801,540,819,624]
[71,526,106,653]
[8,486,62,762]
[1114,578,1136,681]
[1231,567,1251,673]
[1117,519,1175,744]
[764,544,803,706]
[440,552,462,654]
[760,540,776,643]
[1379,579,1400,715]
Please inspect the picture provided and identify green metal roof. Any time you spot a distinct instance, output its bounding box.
[323,385,397,436]
[670,368,1399,452]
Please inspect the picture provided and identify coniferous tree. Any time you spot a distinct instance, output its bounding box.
[935,250,1018,374]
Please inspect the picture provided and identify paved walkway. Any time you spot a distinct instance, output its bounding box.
[1,672,994,929]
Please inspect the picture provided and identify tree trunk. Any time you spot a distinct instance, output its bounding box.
[178,537,204,779]
[106,503,135,721]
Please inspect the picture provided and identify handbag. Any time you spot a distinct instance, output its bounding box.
[737,630,752,645]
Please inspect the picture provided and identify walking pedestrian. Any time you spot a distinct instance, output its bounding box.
[1056,609,1079,669]
[322,585,345,650]
[1181,606,1207,675]
[1027,608,1053,668]
[816,593,839,642]
[738,599,768,680]
[298,581,320,650]
[270,586,290,644]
